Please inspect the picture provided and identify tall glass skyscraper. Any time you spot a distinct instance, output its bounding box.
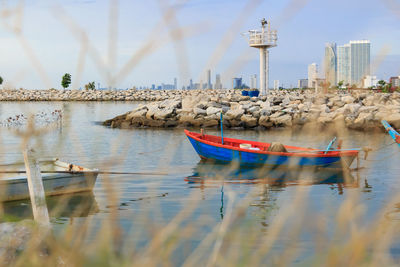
[336,40,370,86]
[350,40,370,86]
[324,43,337,86]
[207,69,212,89]
[337,44,350,85]
[215,74,222,89]
[308,63,318,88]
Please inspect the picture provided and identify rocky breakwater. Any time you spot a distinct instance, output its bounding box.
[0,88,209,101]
[103,90,400,130]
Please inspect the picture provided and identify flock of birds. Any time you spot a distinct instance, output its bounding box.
[0,109,62,128]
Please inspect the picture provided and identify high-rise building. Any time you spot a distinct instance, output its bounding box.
[324,42,337,87]
[390,76,400,88]
[189,79,193,90]
[215,74,222,89]
[363,75,378,88]
[207,69,212,89]
[250,74,257,89]
[308,63,318,88]
[174,78,177,90]
[298,79,308,89]
[350,40,370,86]
[232,78,242,89]
[273,80,279,90]
[336,40,370,86]
[337,44,350,85]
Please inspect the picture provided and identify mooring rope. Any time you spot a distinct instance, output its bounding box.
[363,150,399,162]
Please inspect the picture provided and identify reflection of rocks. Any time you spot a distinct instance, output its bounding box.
[103,89,400,131]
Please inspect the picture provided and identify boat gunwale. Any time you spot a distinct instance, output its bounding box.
[184,130,359,158]
[0,172,98,183]
[382,120,400,144]
[0,159,99,181]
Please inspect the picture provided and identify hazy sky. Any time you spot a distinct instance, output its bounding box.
[0,0,399,89]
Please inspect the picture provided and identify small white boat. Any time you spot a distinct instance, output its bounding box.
[0,159,98,202]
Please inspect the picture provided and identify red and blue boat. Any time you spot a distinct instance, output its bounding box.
[381,120,400,146]
[184,130,360,169]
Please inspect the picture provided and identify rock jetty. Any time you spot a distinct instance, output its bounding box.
[0,88,189,101]
[103,89,400,130]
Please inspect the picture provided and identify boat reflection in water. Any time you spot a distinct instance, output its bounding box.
[185,160,358,189]
[1,192,99,222]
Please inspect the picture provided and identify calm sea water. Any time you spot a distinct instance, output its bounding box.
[1,101,400,261]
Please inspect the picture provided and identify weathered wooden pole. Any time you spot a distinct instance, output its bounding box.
[23,148,50,226]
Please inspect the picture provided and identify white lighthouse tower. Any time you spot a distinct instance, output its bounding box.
[244,19,277,95]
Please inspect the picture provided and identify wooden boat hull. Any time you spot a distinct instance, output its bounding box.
[0,173,98,202]
[0,159,98,202]
[185,130,358,169]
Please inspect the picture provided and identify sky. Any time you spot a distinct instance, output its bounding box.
[0,0,399,89]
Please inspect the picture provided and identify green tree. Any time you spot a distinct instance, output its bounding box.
[377,80,386,89]
[0,76,3,86]
[61,73,72,89]
[337,80,344,88]
[85,81,96,90]
[385,83,392,93]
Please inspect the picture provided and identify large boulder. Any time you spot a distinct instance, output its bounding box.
[386,113,400,129]
[362,95,375,106]
[181,96,200,111]
[202,119,219,127]
[342,95,355,104]
[225,108,244,120]
[179,113,197,125]
[259,115,272,128]
[145,103,159,119]
[193,107,207,116]
[159,99,181,109]
[206,106,222,116]
[317,112,336,124]
[240,114,258,128]
[153,107,175,120]
[349,112,375,130]
[126,108,147,120]
[270,114,292,127]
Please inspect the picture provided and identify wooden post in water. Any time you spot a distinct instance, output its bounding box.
[23,148,50,226]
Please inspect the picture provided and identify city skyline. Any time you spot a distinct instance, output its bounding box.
[0,0,398,89]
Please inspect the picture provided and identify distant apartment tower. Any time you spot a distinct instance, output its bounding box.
[337,44,350,85]
[390,76,400,88]
[273,80,279,90]
[337,40,370,86]
[308,63,318,88]
[250,74,257,89]
[207,69,212,89]
[174,78,177,90]
[324,42,337,86]
[232,78,242,89]
[298,79,308,89]
[363,75,378,88]
[350,40,370,86]
[215,74,222,89]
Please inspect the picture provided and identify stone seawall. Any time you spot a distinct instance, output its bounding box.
[103,90,400,131]
[0,89,194,101]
